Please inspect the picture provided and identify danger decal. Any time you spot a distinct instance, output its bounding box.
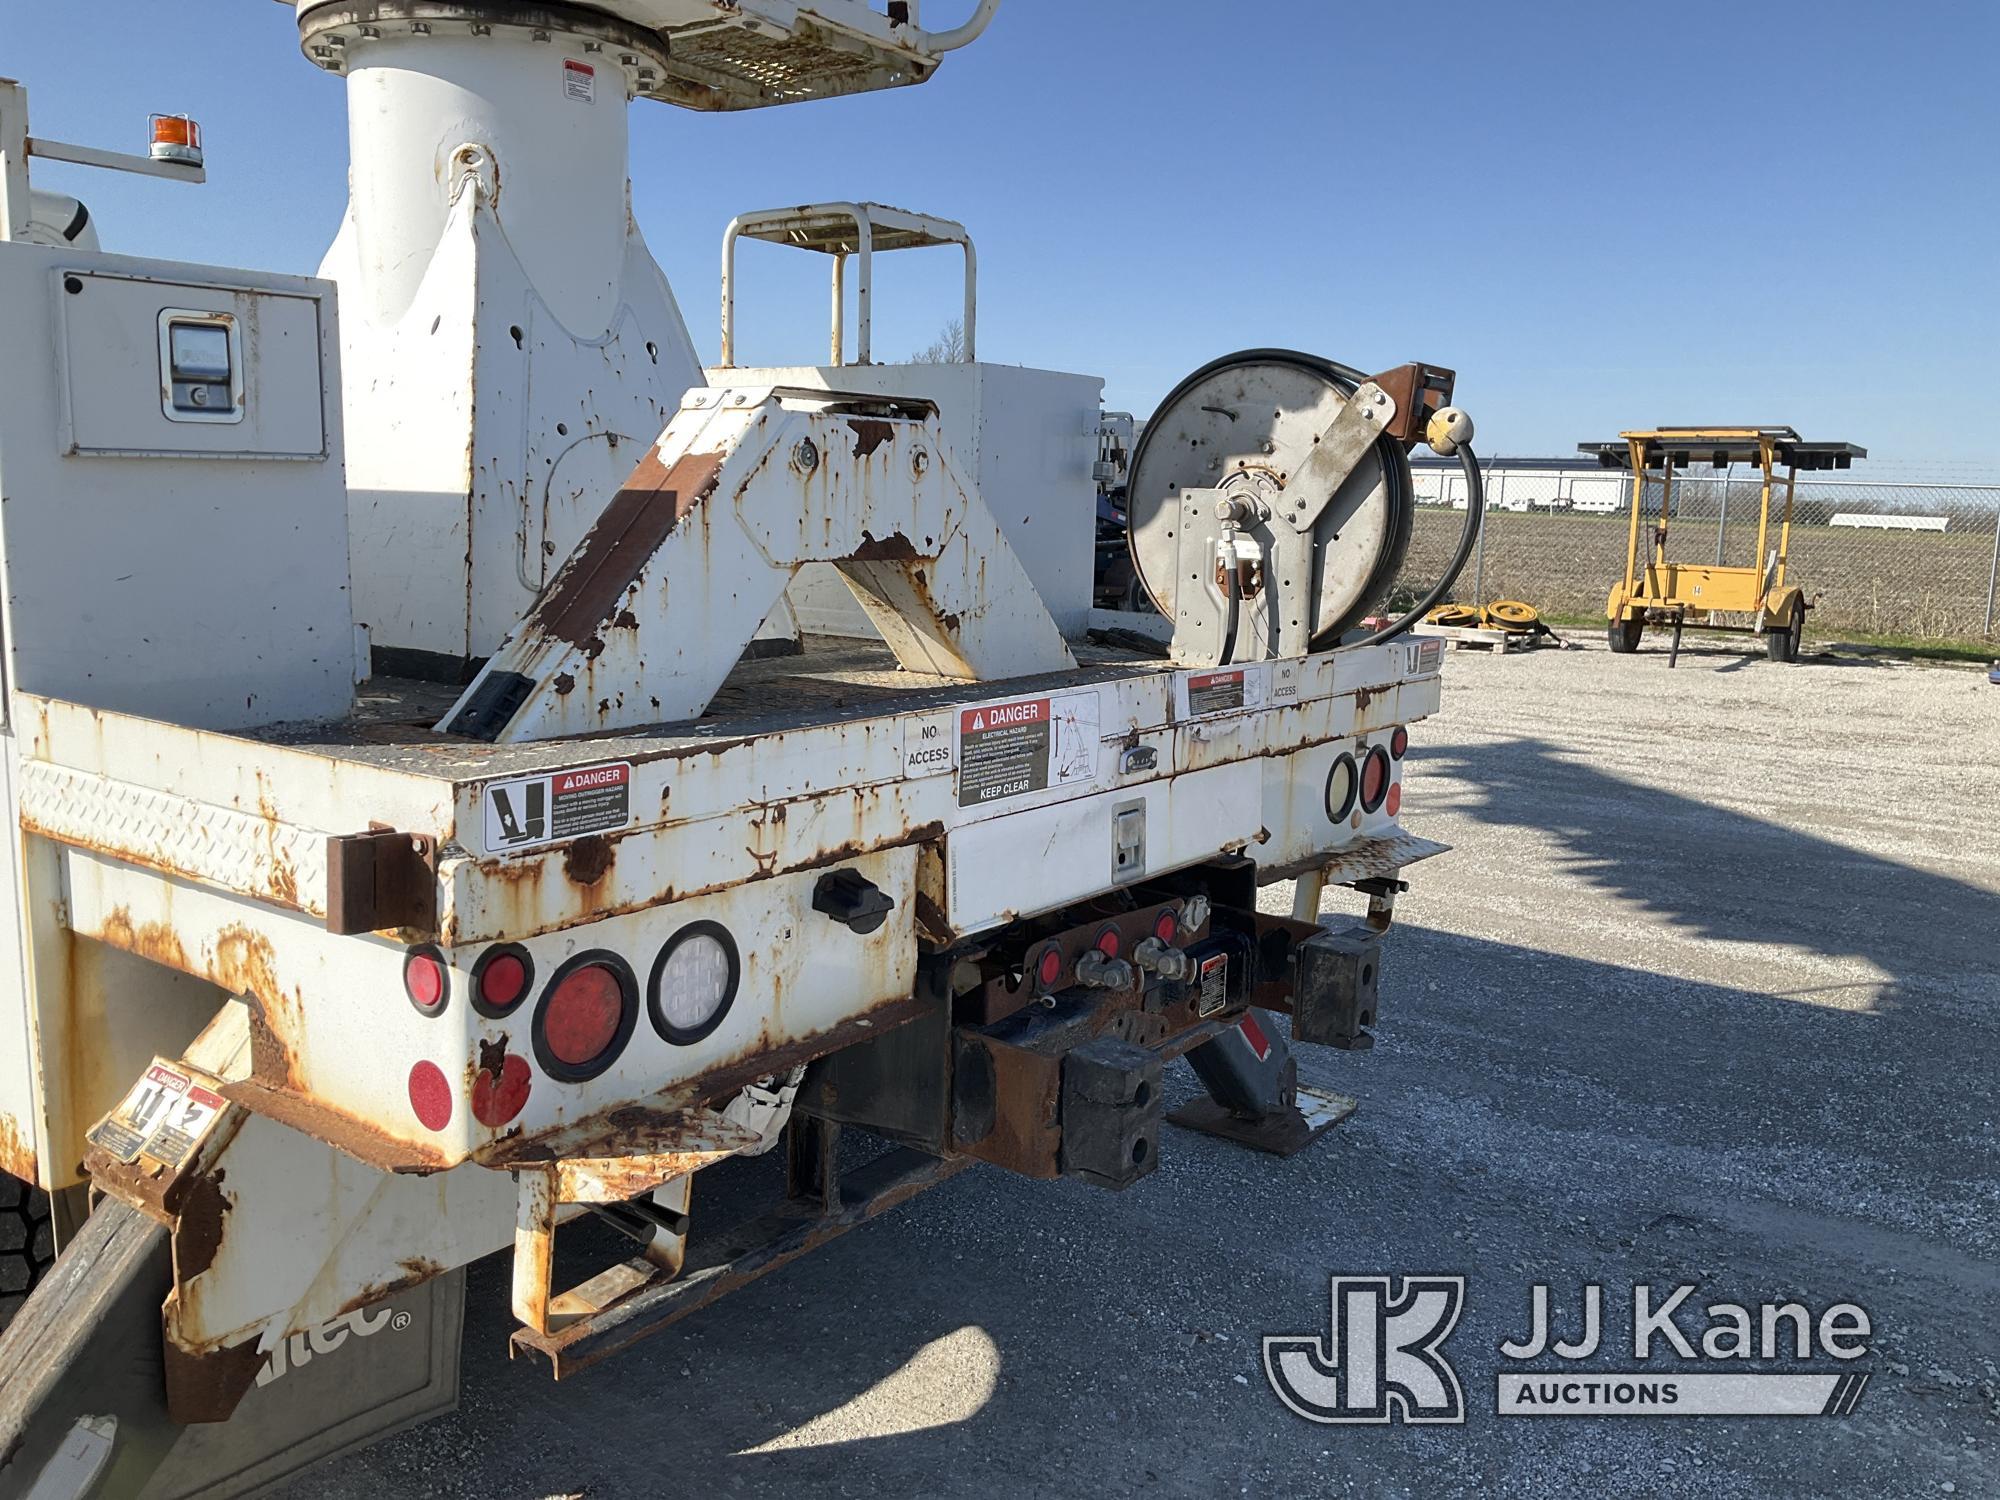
[956,690,1100,807]
[482,762,632,854]
[88,1060,228,1168]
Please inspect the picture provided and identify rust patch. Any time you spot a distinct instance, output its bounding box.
[337,1256,446,1316]
[96,905,191,972]
[554,672,576,696]
[0,1112,36,1184]
[562,835,616,887]
[532,447,725,647]
[849,530,921,562]
[486,991,935,1169]
[164,1330,266,1425]
[220,1077,452,1175]
[174,1168,230,1282]
[848,418,895,457]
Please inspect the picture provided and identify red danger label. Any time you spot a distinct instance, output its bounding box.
[554,765,628,796]
[961,700,1047,733]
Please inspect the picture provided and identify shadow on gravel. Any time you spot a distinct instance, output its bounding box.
[1413,736,2000,1008]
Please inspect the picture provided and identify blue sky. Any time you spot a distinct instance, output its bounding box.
[8,1,1994,471]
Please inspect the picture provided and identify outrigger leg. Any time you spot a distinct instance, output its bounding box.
[0,1200,179,1500]
[1167,867,1396,1157]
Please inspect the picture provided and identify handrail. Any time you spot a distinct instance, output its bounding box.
[720,201,976,368]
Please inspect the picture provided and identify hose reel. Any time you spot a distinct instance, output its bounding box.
[1126,349,1475,663]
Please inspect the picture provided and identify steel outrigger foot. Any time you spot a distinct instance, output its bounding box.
[1167,1007,1358,1159]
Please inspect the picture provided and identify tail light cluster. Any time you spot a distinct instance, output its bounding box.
[1325,728,1409,824]
[1028,903,1190,997]
[403,922,744,1132]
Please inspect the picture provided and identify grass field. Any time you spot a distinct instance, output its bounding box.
[1405,508,2000,648]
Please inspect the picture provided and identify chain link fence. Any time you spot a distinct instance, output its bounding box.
[1398,465,2000,646]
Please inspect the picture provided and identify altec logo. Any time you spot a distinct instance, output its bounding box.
[255,1303,414,1388]
[1264,1276,1466,1424]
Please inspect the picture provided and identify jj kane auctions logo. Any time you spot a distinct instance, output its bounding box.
[1265,1278,1872,1422]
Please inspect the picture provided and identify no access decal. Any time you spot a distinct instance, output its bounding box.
[956,690,1100,807]
[483,762,632,854]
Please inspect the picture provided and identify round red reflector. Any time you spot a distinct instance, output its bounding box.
[404,948,447,1014]
[481,954,527,1009]
[1386,782,1403,816]
[408,1061,452,1132]
[1035,945,1064,989]
[1390,726,1409,760]
[1154,908,1179,944]
[1095,925,1122,959]
[542,964,624,1068]
[1359,745,1391,813]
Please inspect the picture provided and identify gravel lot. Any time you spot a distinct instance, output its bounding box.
[291,636,2000,1500]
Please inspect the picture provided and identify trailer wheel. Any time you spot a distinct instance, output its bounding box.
[1607,616,1644,653]
[1766,614,1803,663]
[0,1172,56,1332]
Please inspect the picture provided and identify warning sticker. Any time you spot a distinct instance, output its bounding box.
[1197,952,1229,1017]
[482,762,632,855]
[901,713,955,779]
[88,1061,228,1168]
[1406,637,1445,675]
[563,58,596,103]
[1178,665,1269,718]
[956,690,1099,807]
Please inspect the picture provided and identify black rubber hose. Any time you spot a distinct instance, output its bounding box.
[1341,442,1485,651]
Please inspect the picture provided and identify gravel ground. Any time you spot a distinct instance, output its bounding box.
[287,636,2000,1500]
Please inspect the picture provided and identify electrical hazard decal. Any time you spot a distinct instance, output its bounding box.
[88,1060,229,1168]
[482,762,632,854]
[956,690,1100,807]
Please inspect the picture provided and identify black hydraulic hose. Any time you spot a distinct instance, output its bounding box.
[1217,551,1241,666]
[1341,442,1485,651]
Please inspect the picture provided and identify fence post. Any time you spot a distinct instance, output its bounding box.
[1473,470,1494,605]
[1986,491,2000,638]
[1715,464,1730,565]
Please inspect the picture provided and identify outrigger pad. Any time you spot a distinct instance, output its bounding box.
[441,388,1076,743]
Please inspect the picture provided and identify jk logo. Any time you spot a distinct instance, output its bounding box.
[1264,1276,1466,1425]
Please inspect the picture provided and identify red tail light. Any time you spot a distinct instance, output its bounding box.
[404,946,448,1016]
[1390,726,1409,759]
[1153,908,1179,944]
[471,945,534,1018]
[532,954,638,1082]
[1094,924,1122,959]
[1386,782,1403,817]
[1359,745,1391,814]
[1035,944,1064,991]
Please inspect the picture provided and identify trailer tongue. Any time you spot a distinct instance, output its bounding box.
[0,5,1482,1494]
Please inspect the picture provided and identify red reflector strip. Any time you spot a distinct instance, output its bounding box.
[1240,1012,1271,1062]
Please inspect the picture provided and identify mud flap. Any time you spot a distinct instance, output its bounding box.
[138,1272,463,1499]
[0,1195,463,1500]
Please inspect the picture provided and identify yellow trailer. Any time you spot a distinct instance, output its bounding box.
[1580,427,1864,662]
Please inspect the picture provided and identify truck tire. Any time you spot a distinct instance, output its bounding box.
[0,1173,55,1333]
[1607,616,1644,654]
